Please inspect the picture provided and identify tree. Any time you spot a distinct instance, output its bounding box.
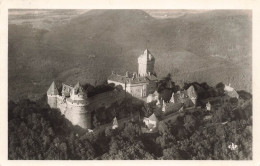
[162,147,182,159]
[159,89,173,103]
[212,107,229,123]
[216,82,225,96]
[121,123,141,142]
[184,114,198,133]
[158,121,171,135]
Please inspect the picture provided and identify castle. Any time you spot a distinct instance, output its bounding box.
[47,81,132,129]
[108,49,158,98]
[47,49,157,129]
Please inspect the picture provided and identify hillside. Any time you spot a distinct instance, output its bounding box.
[8,9,252,101]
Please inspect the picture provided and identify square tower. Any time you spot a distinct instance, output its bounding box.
[138,49,155,76]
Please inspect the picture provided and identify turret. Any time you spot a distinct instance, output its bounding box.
[47,81,59,108]
[138,49,155,77]
[47,81,59,96]
[70,82,87,101]
[66,82,90,129]
[187,85,197,106]
[112,117,118,129]
[170,92,175,103]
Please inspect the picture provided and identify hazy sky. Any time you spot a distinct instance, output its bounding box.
[9,9,209,19]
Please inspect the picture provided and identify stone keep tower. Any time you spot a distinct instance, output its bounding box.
[47,81,59,108]
[138,49,155,76]
[65,82,91,129]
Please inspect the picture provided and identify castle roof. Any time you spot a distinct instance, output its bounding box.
[187,85,198,99]
[153,90,159,96]
[113,117,118,126]
[146,74,158,81]
[224,84,239,98]
[73,82,86,95]
[108,72,158,85]
[47,81,59,95]
[148,113,158,122]
[164,102,184,114]
[138,49,155,62]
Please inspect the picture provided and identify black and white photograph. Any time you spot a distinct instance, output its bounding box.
[1,0,259,164]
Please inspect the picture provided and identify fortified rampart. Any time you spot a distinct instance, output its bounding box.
[47,81,131,129]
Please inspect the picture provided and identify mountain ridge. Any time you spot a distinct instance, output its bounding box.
[8,9,252,101]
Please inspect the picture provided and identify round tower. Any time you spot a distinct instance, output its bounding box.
[138,49,155,77]
[47,81,59,108]
[66,82,91,129]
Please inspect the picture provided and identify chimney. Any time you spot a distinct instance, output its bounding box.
[148,72,151,76]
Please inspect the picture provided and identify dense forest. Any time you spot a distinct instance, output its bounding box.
[8,81,252,160]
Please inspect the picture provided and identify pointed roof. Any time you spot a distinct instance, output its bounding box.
[148,113,158,122]
[224,84,234,91]
[113,117,118,126]
[138,49,155,62]
[73,82,86,95]
[153,90,159,96]
[187,85,197,98]
[179,106,184,112]
[144,49,150,55]
[224,84,239,98]
[47,81,59,95]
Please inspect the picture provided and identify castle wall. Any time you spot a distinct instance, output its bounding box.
[47,95,57,108]
[138,61,154,76]
[56,96,67,114]
[129,84,145,98]
[66,102,91,129]
[70,93,86,101]
[108,80,151,98]
[146,61,155,75]
[138,63,147,76]
[47,83,134,130]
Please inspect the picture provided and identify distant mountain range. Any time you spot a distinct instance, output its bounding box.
[8,9,252,101]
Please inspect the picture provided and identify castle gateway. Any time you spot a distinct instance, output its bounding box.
[108,49,158,98]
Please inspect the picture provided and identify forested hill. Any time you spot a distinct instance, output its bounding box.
[8,10,252,101]
[8,95,252,160]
